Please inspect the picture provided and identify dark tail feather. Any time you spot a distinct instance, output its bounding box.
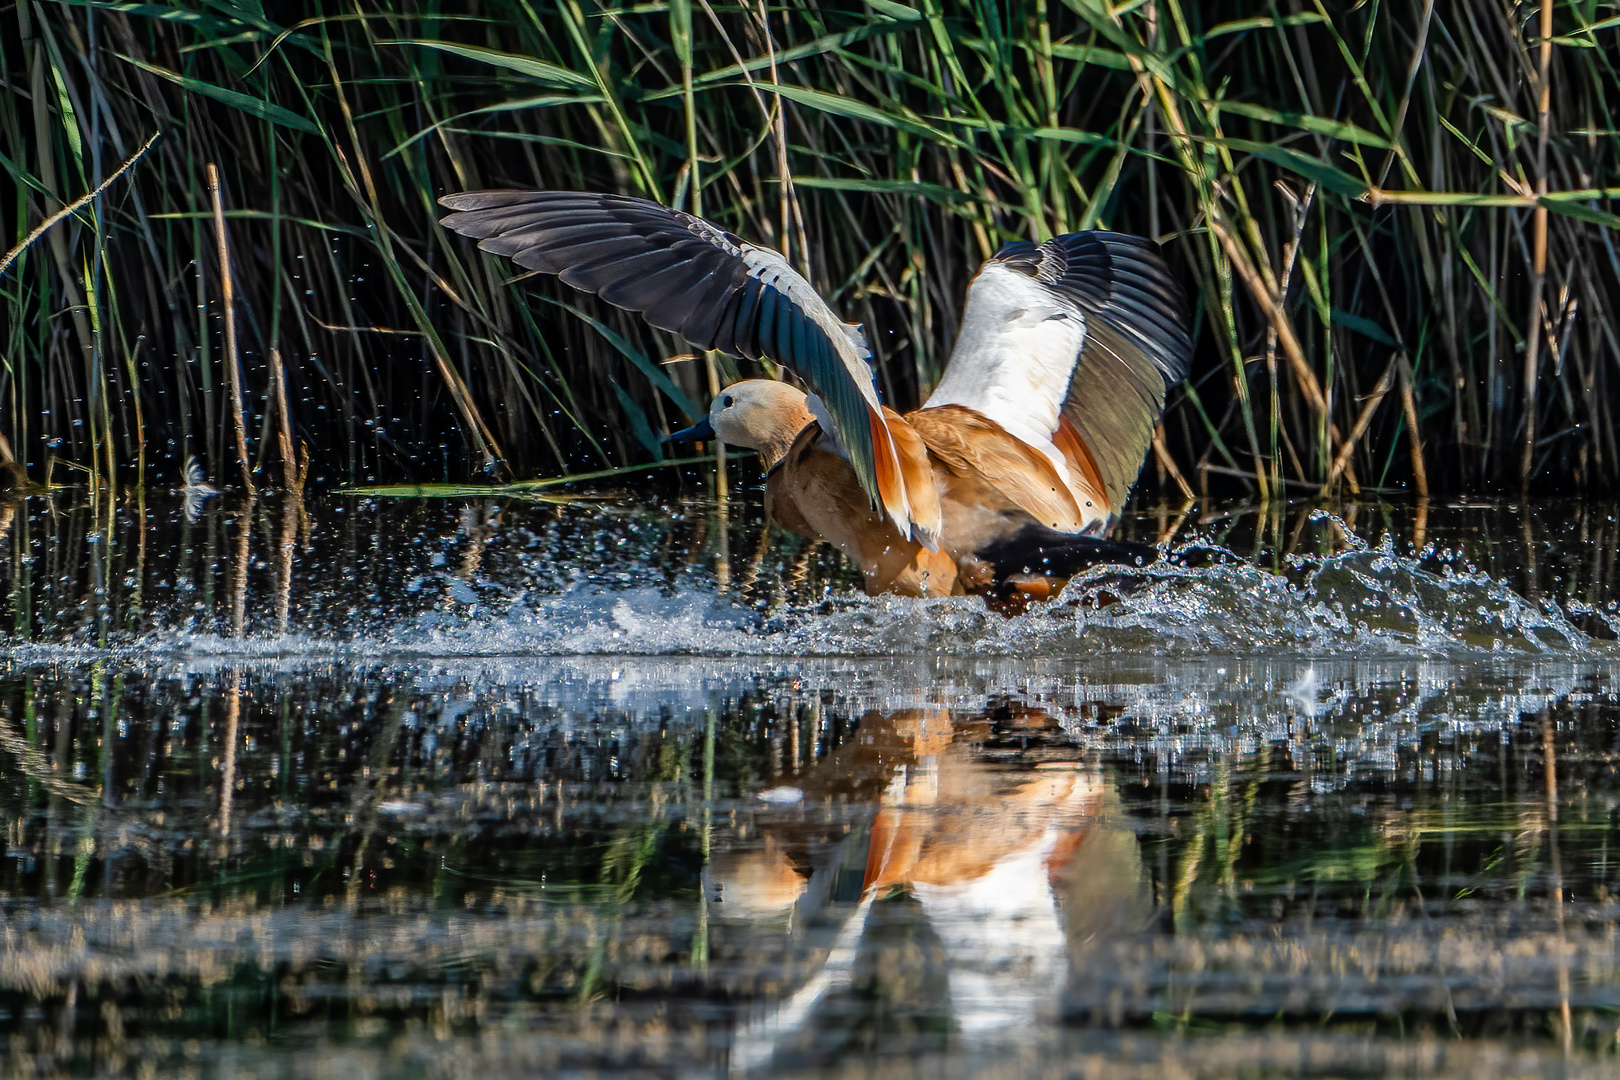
[977,524,1158,580]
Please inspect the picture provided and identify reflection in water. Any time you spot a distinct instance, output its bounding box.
[2,655,1619,1077]
[721,707,1149,1072]
[1,492,1620,1077]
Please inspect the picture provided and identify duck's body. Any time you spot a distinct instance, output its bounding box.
[765,407,959,596]
[439,190,1192,599]
[671,379,1159,598]
[780,410,1064,597]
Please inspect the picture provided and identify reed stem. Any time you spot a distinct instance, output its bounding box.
[269,347,297,492]
[208,163,254,496]
[1519,0,1555,490]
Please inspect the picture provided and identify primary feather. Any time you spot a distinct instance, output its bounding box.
[926,231,1193,519]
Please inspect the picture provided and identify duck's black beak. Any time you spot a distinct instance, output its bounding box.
[662,418,716,446]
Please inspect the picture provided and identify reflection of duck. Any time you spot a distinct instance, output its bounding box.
[439,191,1191,598]
[705,707,1150,1070]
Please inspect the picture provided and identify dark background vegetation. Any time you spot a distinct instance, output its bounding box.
[3,0,1618,498]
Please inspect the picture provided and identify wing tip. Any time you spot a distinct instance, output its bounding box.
[438,189,553,213]
[910,521,943,553]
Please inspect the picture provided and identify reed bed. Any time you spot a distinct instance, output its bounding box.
[1,0,1616,496]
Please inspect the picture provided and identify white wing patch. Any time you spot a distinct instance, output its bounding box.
[923,263,1087,485]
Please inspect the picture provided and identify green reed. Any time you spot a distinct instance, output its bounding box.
[1,1,1616,496]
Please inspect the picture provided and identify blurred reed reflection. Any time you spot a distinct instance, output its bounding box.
[3,656,1619,1077]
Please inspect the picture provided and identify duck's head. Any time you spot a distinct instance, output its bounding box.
[663,379,816,469]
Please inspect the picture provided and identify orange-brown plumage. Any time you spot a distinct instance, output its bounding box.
[1052,415,1111,520]
[764,414,958,597]
[437,189,1192,601]
[711,383,1145,599]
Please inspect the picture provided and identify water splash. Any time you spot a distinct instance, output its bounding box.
[2,492,1613,663]
[73,539,1603,663]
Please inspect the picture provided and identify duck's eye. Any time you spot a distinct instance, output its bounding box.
[721,395,734,408]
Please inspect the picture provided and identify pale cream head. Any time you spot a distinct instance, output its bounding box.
[708,379,817,469]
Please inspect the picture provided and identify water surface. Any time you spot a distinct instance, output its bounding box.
[3,490,1619,1077]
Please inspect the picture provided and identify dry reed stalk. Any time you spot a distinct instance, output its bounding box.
[207,163,254,496]
[1267,182,1315,501]
[1208,214,1351,481]
[276,495,297,635]
[229,491,254,637]
[1397,356,1429,497]
[1221,219,1351,494]
[1519,0,1555,489]
[0,428,25,493]
[269,347,297,492]
[0,131,159,278]
[1151,426,1193,502]
[1321,354,1399,494]
[1155,496,1195,548]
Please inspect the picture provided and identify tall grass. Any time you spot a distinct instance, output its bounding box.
[1,0,1617,495]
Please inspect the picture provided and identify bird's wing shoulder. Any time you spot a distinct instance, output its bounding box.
[439,189,931,544]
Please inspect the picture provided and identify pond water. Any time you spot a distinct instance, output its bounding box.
[3,488,1620,1078]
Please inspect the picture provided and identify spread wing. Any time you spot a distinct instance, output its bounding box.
[924,230,1192,518]
[439,190,934,546]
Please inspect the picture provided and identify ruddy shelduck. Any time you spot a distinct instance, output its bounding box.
[439,190,1192,598]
